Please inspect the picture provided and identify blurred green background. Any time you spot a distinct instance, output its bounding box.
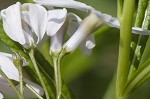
[1,0,150,99]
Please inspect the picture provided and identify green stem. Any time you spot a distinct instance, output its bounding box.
[29,48,50,99]
[53,56,62,99]
[117,0,123,18]
[18,65,24,99]
[26,84,43,99]
[116,0,135,99]
[0,69,21,98]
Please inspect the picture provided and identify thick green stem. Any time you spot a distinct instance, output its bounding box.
[29,49,50,99]
[53,56,62,99]
[18,65,24,99]
[117,0,123,18]
[0,69,21,98]
[116,0,135,99]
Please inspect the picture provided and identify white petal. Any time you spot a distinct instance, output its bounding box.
[0,78,43,98]
[85,34,95,49]
[22,57,28,66]
[132,27,150,35]
[80,34,95,55]
[46,8,67,36]
[0,92,3,99]
[64,12,102,52]
[24,79,44,96]
[29,4,47,44]
[33,0,93,12]
[67,13,82,36]
[0,52,28,66]
[106,17,120,28]
[106,18,150,35]
[1,2,26,45]
[0,78,18,98]
[20,11,35,48]
[21,11,31,26]
[0,53,19,81]
[50,21,67,53]
[94,10,112,22]
[1,10,17,42]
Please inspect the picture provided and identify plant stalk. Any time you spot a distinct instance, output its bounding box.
[0,69,22,98]
[53,56,62,99]
[116,0,135,99]
[18,65,24,99]
[29,48,50,99]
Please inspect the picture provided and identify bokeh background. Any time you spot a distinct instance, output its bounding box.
[0,0,150,99]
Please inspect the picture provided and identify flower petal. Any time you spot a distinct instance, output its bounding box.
[80,34,95,55]
[106,18,150,35]
[33,0,93,12]
[50,20,68,53]
[1,2,26,45]
[64,12,102,52]
[1,11,16,42]
[22,4,47,44]
[94,10,112,23]
[0,78,43,98]
[21,11,35,48]
[0,92,3,99]
[0,78,18,98]
[24,79,44,96]
[67,12,82,36]
[0,53,19,81]
[85,34,95,49]
[106,17,120,28]
[132,27,150,35]
[46,8,67,36]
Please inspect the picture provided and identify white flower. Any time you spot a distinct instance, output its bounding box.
[33,0,111,54]
[34,0,150,54]
[1,2,47,49]
[34,0,150,33]
[47,8,95,54]
[0,52,44,98]
[63,12,102,53]
[47,8,68,53]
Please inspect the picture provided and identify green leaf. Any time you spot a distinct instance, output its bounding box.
[123,57,150,96]
[129,0,150,79]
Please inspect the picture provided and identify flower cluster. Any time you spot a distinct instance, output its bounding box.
[1,0,150,55]
[1,0,150,98]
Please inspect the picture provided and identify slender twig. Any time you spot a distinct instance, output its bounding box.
[0,69,21,98]
[29,48,50,99]
[26,84,43,99]
[18,65,24,99]
[53,56,62,99]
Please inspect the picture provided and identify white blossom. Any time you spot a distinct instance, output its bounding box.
[34,0,150,54]
[1,2,47,49]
